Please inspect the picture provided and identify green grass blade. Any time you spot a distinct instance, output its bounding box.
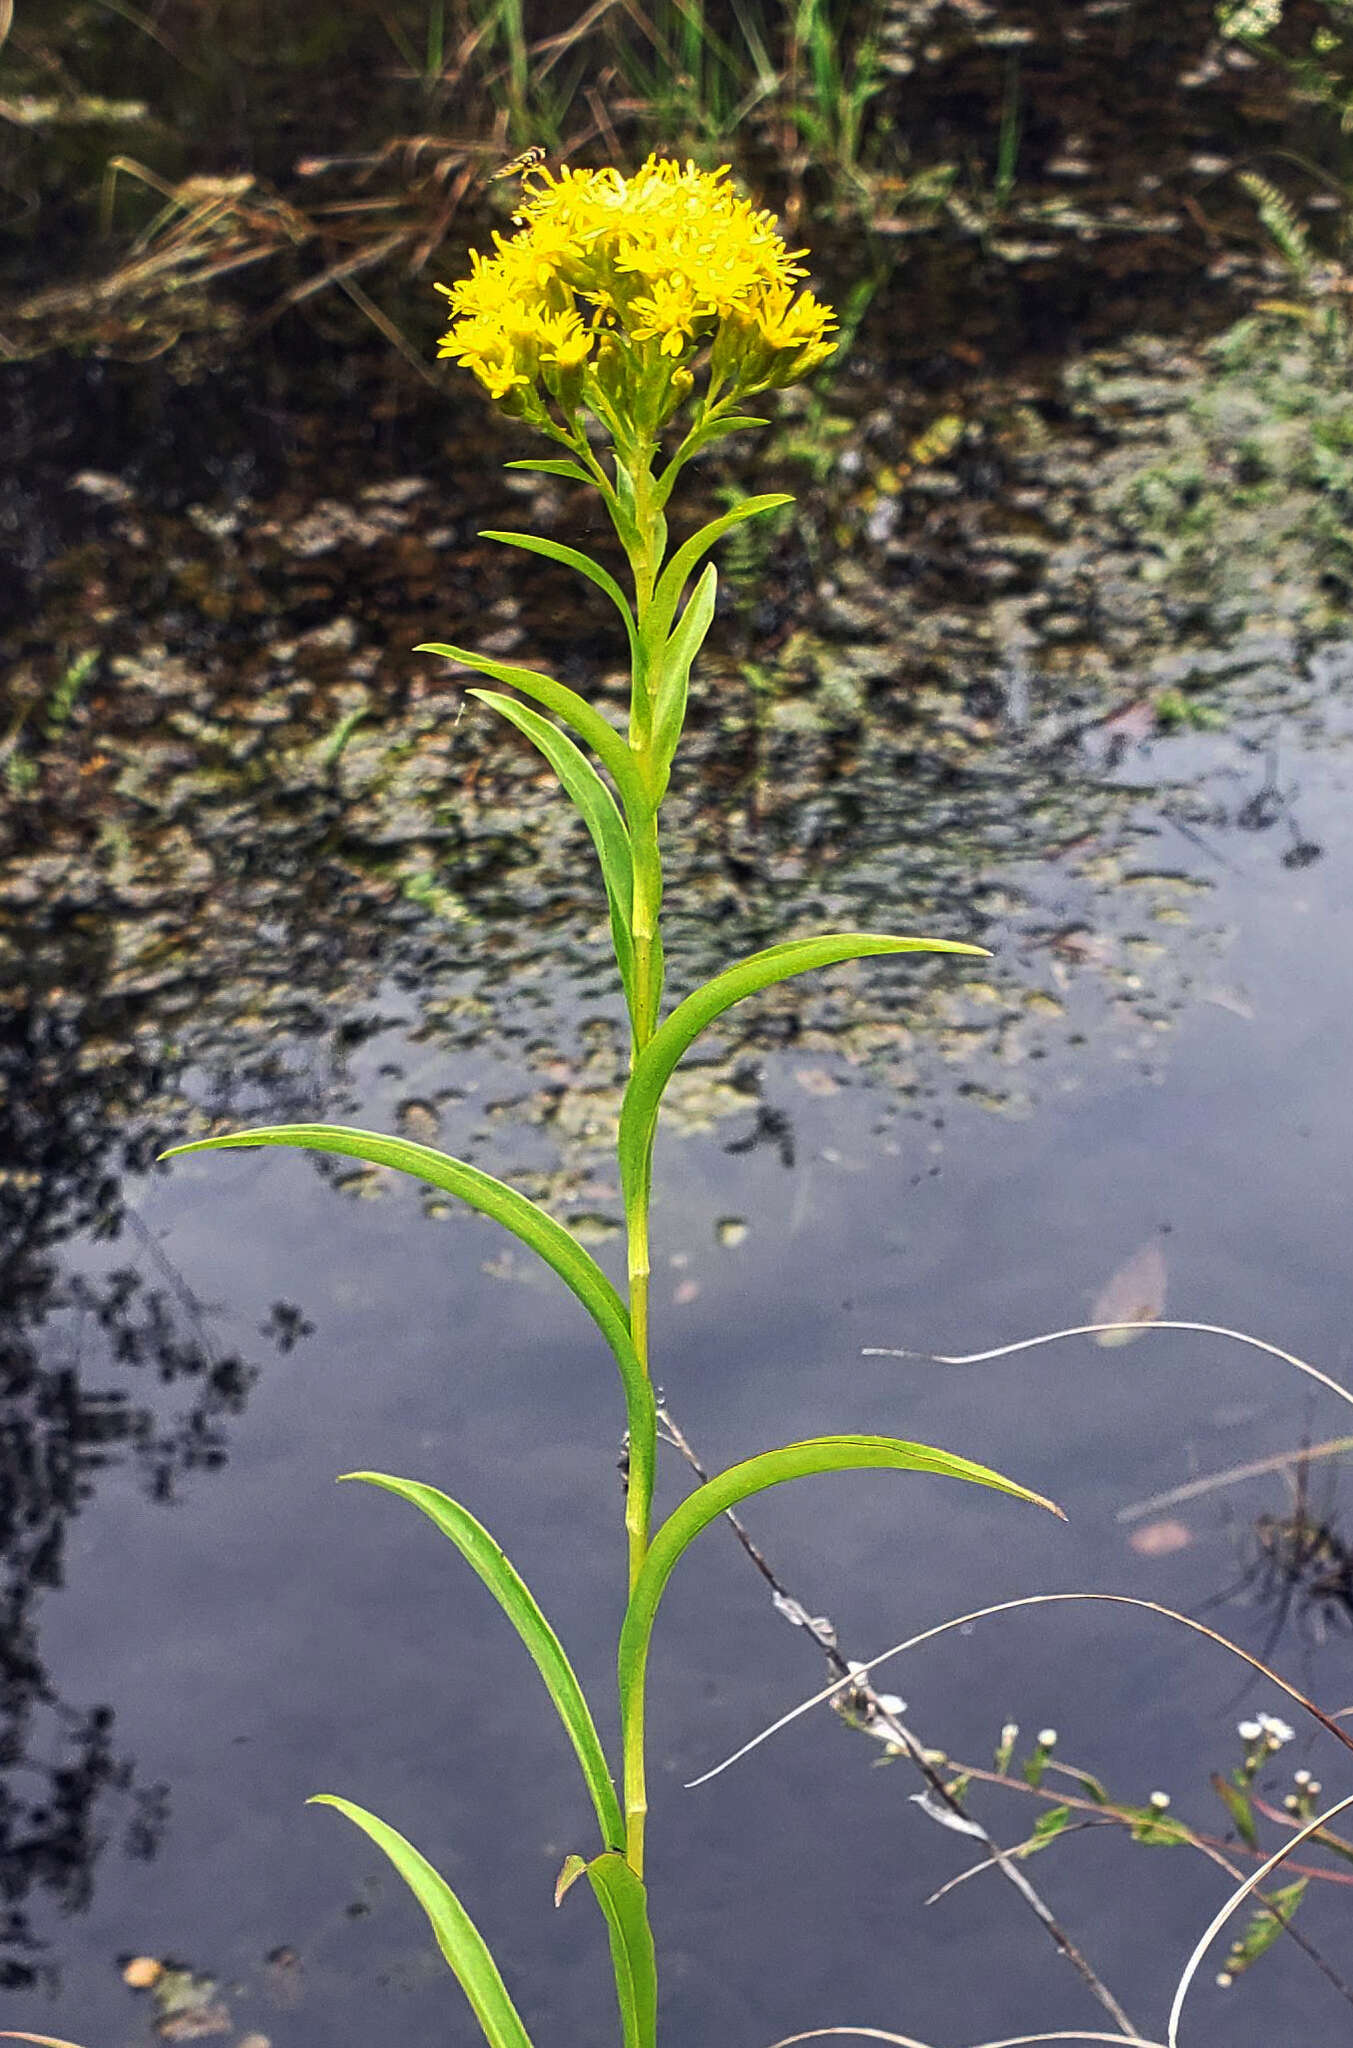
[650,563,716,787]
[310,1796,535,2048]
[161,1123,635,1375]
[618,1434,1060,1756]
[586,1851,658,2048]
[649,492,792,640]
[415,644,645,819]
[343,1472,624,1852]
[471,689,636,1016]
[480,532,638,660]
[618,932,986,1211]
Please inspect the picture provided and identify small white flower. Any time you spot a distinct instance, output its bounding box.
[875,1693,907,1717]
[1149,1790,1171,1810]
[1257,1712,1295,1747]
[1215,1971,1233,1990]
[1294,1768,1312,1787]
[1000,1721,1019,1748]
[1037,1727,1059,1749]
[1237,1719,1263,1743]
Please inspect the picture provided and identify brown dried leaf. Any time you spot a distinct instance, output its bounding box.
[1092,1239,1167,1347]
[1129,1517,1194,1557]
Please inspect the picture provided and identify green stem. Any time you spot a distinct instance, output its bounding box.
[610,434,669,1876]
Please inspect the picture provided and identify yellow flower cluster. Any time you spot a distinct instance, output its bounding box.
[436,155,837,426]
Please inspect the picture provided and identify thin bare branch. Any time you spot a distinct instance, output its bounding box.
[1117,1435,1353,1523]
[687,1592,1353,1790]
[864,1320,1353,1415]
[763,2030,1168,2048]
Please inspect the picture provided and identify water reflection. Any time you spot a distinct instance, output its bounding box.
[0,993,312,1985]
[3,238,1353,2038]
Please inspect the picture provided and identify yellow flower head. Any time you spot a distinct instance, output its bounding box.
[435,155,836,427]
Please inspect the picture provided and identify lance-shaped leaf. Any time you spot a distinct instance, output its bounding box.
[345,1472,624,1852]
[649,563,716,790]
[162,1124,635,1377]
[310,1797,535,2048]
[415,644,646,821]
[480,531,638,661]
[162,1123,660,1553]
[617,1434,1059,1759]
[471,689,636,1016]
[504,458,593,485]
[586,1852,658,2048]
[618,933,987,1212]
[647,493,792,645]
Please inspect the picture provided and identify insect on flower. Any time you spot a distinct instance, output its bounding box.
[491,146,546,183]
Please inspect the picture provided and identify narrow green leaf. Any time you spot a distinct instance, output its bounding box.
[1122,1804,1190,1846]
[1212,1771,1260,1849]
[618,1435,1059,1761]
[586,1852,658,2048]
[649,493,792,643]
[310,1796,535,2048]
[344,1472,624,1852]
[480,532,638,659]
[503,459,592,484]
[1027,1804,1073,1849]
[650,563,716,786]
[1235,1880,1307,1971]
[471,690,636,1014]
[618,933,987,1214]
[416,644,645,820]
[161,1124,635,1378]
[163,1122,660,1566]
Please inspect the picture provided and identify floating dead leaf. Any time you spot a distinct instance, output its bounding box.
[715,1217,747,1249]
[152,1967,230,2042]
[794,1066,839,1097]
[262,1946,302,2010]
[1099,698,1156,742]
[122,1956,164,1990]
[1203,986,1254,1021]
[236,2034,271,2048]
[1129,1518,1194,1557]
[1091,1239,1167,1346]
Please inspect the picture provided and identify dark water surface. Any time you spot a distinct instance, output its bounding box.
[5,620,1353,2048]
[5,74,1353,2022]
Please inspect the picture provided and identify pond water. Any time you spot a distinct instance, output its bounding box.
[6,476,1353,2047]
[6,67,1353,2047]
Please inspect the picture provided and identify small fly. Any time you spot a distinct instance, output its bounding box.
[492,145,546,183]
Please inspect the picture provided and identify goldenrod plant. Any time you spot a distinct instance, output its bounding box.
[153,156,1059,2048]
